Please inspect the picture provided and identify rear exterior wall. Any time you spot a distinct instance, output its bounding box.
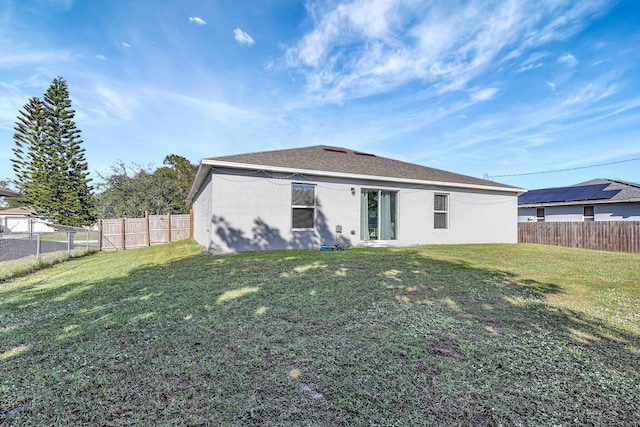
[193,169,518,253]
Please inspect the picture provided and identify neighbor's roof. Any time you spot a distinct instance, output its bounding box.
[190,145,522,199]
[0,187,19,197]
[518,178,640,206]
[0,206,37,217]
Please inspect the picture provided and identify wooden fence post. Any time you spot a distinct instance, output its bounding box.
[190,208,194,239]
[145,211,150,246]
[98,219,103,251]
[121,218,126,250]
[96,213,191,251]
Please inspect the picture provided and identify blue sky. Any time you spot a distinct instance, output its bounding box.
[1,0,639,190]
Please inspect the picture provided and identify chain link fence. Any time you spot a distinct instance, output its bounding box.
[0,226,99,277]
[1,213,191,278]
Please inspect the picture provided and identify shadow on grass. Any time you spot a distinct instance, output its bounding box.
[1,246,638,425]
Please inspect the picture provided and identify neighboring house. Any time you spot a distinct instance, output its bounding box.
[0,188,18,233]
[189,145,524,253]
[0,207,55,233]
[0,187,19,198]
[518,178,640,222]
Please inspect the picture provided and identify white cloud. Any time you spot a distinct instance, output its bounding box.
[96,54,108,61]
[516,52,550,72]
[0,83,30,127]
[92,85,141,121]
[285,0,616,103]
[563,80,616,106]
[234,28,254,46]
[189,16,207,26]
[471,87,498,102]
[441,74,624,155]
[546,81,557,91]
[0,51,70,68]
[166,92,266,123]
[122,42,131,48]
[558,53,578,66]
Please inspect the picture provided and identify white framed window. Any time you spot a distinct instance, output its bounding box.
[536,208,545,222]
[292,183,315,229]
[583,206,594,222]
[434,193,448,229]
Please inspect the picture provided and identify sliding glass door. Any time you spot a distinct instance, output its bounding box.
[361,189,397,240]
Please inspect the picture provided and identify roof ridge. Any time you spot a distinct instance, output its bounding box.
[203,145,520,191]
[573,178,640,189]
[606,178,640,188]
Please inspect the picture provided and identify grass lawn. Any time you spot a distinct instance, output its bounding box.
[0,248,98,281]
[1,241,639,425]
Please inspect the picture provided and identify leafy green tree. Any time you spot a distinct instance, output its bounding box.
[95,155,197,218]
[158,154,198,211]
[11,77,96,226]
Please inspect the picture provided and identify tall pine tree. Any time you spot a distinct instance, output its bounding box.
[11,77,96,226]
[12,97,49,208]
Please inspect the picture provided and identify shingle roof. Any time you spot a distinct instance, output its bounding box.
[518,178,640,206]
[0,187,19,197]
[576,178,640,202]
[0,206,37,216]
[203,145,519,190]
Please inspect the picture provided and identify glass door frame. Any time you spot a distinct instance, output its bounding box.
[360,189,397,241]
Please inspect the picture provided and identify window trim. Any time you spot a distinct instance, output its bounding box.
[291,183,316,229]
[583,205,594,222]
[434,193,449,230]
[536,208,545,222]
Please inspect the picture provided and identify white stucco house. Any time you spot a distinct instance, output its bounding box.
[518,179,640,222]
[189,145,524,253]
[0,207,55,233]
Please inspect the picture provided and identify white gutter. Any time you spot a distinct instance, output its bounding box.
[189,159,526,200]
[188,162,212,201]
[519,198,640,208]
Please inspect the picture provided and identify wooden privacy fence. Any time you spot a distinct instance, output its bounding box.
[99,211,193,251]
[518,221,640,254]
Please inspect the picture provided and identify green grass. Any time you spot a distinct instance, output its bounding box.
[1,241,639,425]
[0,247,98,281]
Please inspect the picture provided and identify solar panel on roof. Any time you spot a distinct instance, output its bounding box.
[519,183,621,204]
